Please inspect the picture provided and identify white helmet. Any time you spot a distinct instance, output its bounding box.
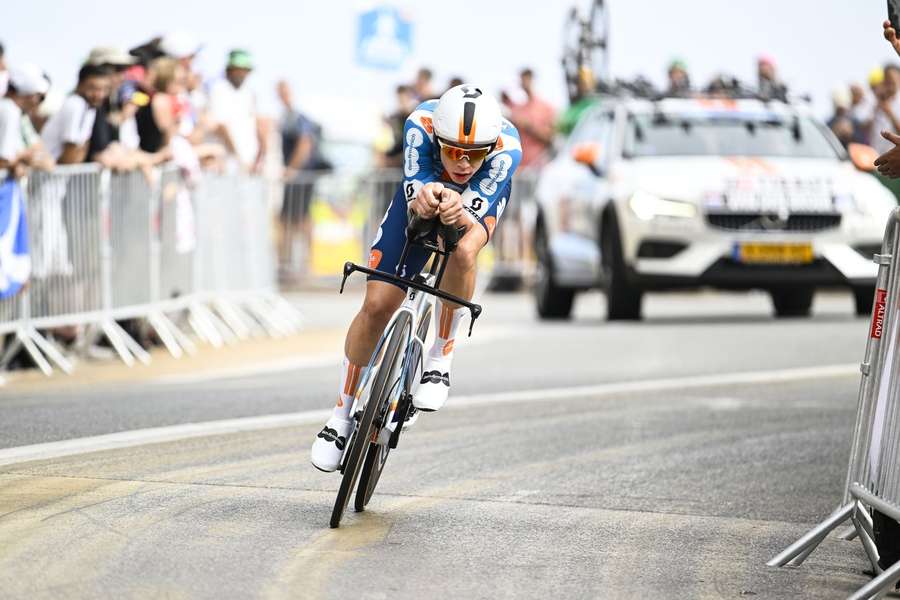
[432,84,502,147]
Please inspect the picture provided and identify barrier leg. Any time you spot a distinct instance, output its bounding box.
[855,511,882,574]
[265,292,304,329]
[4,328,54,376]
[244,296,291,337]
[195,302,237,345]
[788,530,830,566]
[768,503,855,567]
[27,326,74,374]
[188,301,223,347]
[99,320,140,367]
[160,311,197,355]
[847,559,900,600]
[146,311,185,359]
[840,525,860,541]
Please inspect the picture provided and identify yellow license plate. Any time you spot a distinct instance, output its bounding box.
[735,242,814,265]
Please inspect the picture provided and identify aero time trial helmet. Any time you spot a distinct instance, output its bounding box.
[432,84,502,149]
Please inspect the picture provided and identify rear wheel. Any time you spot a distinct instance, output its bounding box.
[330,312,411,528]
[601,211,642,321]
[770,287,814,318]
[534,224,575,319]
[853,285,876,317]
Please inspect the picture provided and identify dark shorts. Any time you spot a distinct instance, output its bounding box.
[366,181,512,290]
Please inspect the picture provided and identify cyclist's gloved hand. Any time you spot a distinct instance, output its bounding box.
[411,182,443,219]
[437,188,465,226]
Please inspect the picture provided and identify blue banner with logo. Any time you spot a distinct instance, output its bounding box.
[356,6,412,70]
[0,178,30,299]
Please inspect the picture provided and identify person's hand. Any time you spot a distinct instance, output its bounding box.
[411,182,442,218]
[885,20,900,57]
[875,130,900,178]
[437,188,464,225]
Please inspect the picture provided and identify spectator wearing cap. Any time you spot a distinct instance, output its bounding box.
[83,46,144,167]
[757,55,788,101]
[508,68,556,168]
[666,59,692,97]
[0,63,52,175]
[207,49,267,173]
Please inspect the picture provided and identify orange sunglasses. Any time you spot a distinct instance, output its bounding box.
[436,138,493,163]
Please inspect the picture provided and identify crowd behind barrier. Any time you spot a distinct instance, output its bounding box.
[0,164,539,377]
[0,163,302,376]
[768,207,900,599]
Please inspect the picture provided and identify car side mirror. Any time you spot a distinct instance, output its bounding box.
[571,142,603,176]
[848,143,878,173]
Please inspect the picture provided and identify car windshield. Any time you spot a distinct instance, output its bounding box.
[624,113,841,159]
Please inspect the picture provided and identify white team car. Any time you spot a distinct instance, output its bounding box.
[533,95,895,320]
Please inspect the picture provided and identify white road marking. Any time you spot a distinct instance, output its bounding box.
[0,363,858,468]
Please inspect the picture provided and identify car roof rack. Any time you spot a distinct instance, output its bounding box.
[590,75,797,104]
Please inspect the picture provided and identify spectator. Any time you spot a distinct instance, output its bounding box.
[207,49,267,173]
[83,47,145,167]
[412,67,435,101]
[827,87,856,149]
[850,82,874,145]
[277,80,330,178]
[41,64,109,163]
[135,57,185,155]
[558,66,597,136]
[757,54,788,101]
[666,58,692,97]
[508,68,556,168]
[380,84,416,168]
[445,76,464,95]
[0,63,52,174]
[0,43,7,98]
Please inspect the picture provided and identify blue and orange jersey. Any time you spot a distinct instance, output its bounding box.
[401,100,522,226]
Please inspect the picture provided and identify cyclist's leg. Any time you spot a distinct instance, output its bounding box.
[415,182,513,412]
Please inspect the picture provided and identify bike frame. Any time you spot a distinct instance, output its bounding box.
[337,222,483,466]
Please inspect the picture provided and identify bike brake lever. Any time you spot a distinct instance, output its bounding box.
[467,304,483,337]
[340,261,355,294]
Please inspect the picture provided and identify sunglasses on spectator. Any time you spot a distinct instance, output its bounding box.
[436,137,493,163]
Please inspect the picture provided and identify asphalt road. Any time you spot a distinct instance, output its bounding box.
[0,288,884,598]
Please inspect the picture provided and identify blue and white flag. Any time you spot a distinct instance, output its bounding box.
[0,178,30,299]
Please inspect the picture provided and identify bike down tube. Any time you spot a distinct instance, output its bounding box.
[340,262,483,336]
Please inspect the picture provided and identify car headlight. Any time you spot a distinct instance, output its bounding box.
[628,191,697,221]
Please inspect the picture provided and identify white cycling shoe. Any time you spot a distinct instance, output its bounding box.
[413,357,452,412]
[310,416,352,472]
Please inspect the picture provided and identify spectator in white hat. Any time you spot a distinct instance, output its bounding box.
[84,47,141,166]
[0,62,53,175]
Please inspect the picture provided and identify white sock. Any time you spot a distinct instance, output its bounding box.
[332,356,369,420]
[428,301,464,362]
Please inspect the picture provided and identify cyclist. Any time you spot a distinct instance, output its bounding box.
[311,84,522,471]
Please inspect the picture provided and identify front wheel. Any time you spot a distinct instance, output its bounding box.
[601,211,642,321]
[330,312,411,528]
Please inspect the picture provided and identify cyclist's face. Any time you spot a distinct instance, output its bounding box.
[440,152,483,184]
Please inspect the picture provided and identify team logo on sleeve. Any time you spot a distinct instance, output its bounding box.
[404,127,425,177]
[479,154,513,197]
[420,116,434,134]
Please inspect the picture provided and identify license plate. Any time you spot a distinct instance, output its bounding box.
[734,242,814,265]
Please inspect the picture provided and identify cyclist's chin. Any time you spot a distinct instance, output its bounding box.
[448,171,472,184]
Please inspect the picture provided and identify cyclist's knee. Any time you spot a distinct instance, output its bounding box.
[450,244,479,273]
[360,289,402,325]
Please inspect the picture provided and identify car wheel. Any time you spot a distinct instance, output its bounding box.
[853,285,875,317]
[770,287,814,318]
[534,224,575,319]
[601,211,643,321]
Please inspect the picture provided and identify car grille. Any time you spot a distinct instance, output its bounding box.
[706,213,842,232]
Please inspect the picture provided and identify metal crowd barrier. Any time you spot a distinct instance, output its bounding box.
[0,163,302,376]
[276,168,540,291]
[769,207,900,599]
